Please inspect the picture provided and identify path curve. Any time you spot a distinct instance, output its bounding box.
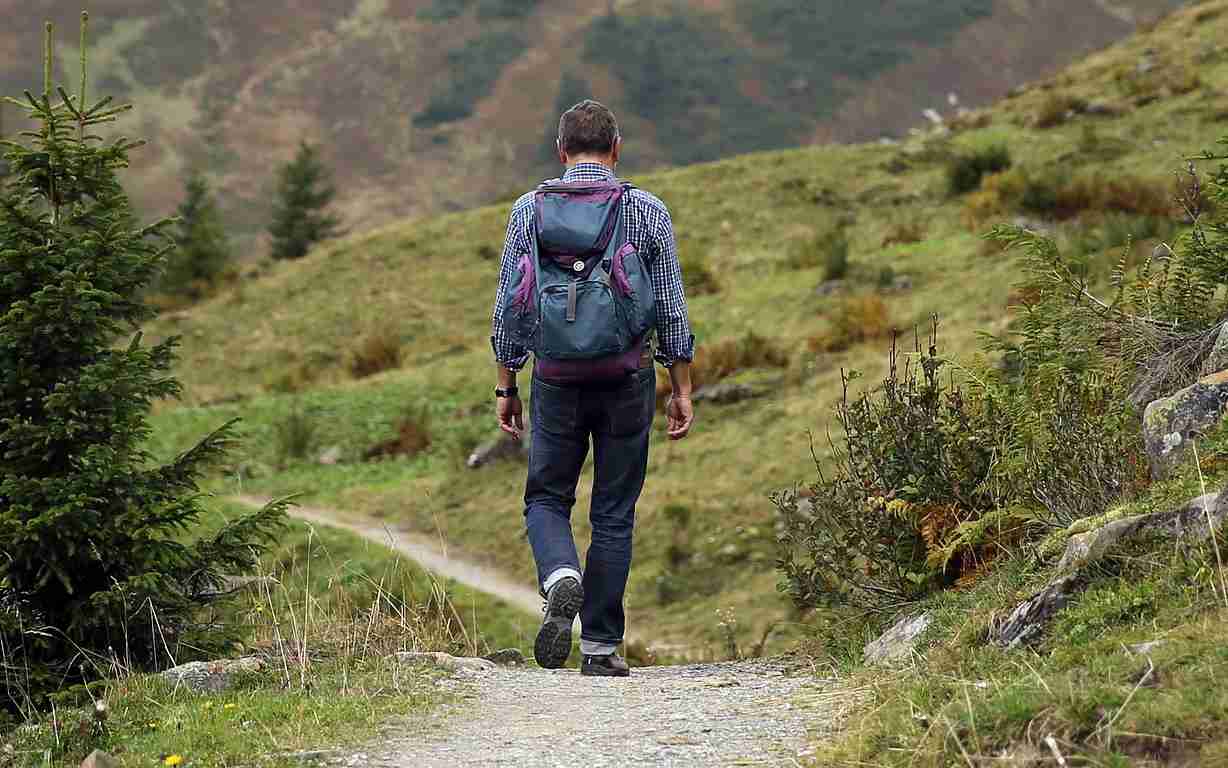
[233,495,542,616]
[338,659,834,767]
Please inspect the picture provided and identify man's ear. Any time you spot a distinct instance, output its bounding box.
[556,138,567,165]
[611,136,622,166]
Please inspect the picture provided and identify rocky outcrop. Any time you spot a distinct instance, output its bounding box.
[162,657,265,693]
[864,612,932,665]
[996,487,1228,647]
[1143,370,1228,478]
[80,751,120,768]
[989,574,1083,648]
[392,652,496,675]
[691,382,765,406]
[1202,323,1228,377]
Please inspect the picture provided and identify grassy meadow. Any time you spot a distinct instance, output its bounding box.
[142,0,1228,658]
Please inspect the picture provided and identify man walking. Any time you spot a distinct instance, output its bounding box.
[490,100,695,677]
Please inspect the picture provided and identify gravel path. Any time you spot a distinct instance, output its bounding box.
[233,495,543,615]
[340,659,835,767]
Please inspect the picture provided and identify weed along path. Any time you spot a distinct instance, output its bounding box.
[232,496,838,765]
[338,659,834,767]
[232,495,542,616]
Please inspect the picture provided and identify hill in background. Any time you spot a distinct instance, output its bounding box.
[0,0,1184,237]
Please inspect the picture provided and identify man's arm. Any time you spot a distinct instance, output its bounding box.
[648,203,696,440]
[491,198,531,438]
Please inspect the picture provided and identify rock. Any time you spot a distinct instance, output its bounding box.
[864,612,931,665]
[815,280,847,297]
[691,382,765,406]
[989,574,1082,648]
[1200,323,1228,377]
[466,431,529,469]
[199,574,277,600]
[317,445,343,466]
[1143,371,1228,478]
[80,750,120,768]
[482,648,526,666]
[1083,100,1125,117]
[1057,514,1153,572]
[1129,640,1166,655]
[161,657,265,693]
[392,652,496,674]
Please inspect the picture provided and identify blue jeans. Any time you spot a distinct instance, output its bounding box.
[524,366,656,650]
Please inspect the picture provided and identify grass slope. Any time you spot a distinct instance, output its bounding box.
[145,0,1228,656]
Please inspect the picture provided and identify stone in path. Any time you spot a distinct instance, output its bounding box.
[338,659,830,767]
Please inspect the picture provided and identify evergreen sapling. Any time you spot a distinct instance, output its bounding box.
[268,141,341,260]
[0,16,288,708]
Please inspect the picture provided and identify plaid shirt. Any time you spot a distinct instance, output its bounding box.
[490,162,695,371]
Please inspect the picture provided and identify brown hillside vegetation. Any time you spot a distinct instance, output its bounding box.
[0,0,1183,237]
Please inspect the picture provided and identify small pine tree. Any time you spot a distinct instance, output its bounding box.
[0,17,287,707]
[159,171,231,301]
[268,141,341,260]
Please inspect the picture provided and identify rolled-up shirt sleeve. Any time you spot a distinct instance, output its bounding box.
[649,208,695,367]
[490,196,533,371]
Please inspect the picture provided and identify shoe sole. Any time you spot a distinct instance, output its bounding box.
[534,580,583,669]
[580,665,630,678]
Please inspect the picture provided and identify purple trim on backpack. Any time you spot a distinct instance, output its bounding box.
[512,252,535,311]
[535,338,645,385]
[611,242,635,297]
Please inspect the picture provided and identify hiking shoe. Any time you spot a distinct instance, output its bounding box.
[534,577,583,669]
[580,653,630,677]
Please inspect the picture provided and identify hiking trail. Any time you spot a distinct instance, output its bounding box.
[233,496,844,765]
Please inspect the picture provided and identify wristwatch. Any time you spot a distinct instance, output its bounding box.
[495,386,520,399]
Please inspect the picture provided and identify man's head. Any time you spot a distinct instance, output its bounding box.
[557,99,621,168]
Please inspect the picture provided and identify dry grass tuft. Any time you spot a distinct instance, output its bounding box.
[363,409,432,461]
[809,295,894,353]
[656,331,791,405]
[349,326,404,379]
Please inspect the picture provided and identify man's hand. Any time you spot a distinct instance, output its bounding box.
[666,394,693,440]
[497,395,525,440]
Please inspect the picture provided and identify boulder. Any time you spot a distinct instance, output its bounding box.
[1143,370,1228,479]
[466,431,530,469]
[691,382,765,406]
[392,652,496,674]
[317,445,343,466]
[1200,323,1228,377]
[864,612,931,665]
[482,648,526,666]
[80,750,120,768]
[161,656,265,693]
[815,280,848,297]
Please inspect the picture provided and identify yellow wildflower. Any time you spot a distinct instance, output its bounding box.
[163,755,184,766]
[223,703,237,710]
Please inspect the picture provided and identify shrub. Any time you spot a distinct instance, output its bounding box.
[946,144,1012,196]
[810,295,893,353]
[881,217,927,247]
[1034,92,1085,129]
[775,334,999,610]
[273,403,319,466]
[680,251,722,295]
[1020,171,1174,220]
[657,331,790,405]
[363,409,433,461]
[349,326,404,379]
[156,171,231,303]
[0,20,286,707]
[787,228,850,280]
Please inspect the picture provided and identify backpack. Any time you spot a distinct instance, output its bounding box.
[501,179,656,383]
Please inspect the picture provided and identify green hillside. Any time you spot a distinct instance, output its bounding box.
[147,0,1228,655]
[0,0,1182,234]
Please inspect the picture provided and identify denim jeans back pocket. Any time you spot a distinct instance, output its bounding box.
[604,369,655,437]
[531,377,581,436]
